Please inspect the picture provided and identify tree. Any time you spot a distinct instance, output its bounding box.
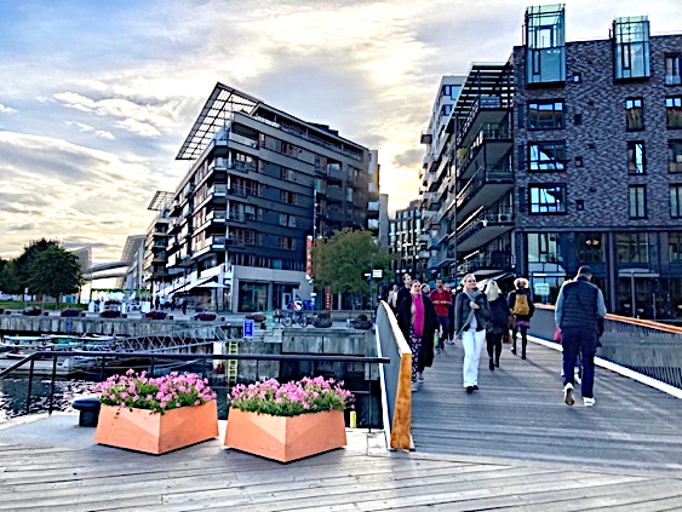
[0,259,23,294]
[311,229,393,306]
[27,245,83,303]
[12,239,61,294]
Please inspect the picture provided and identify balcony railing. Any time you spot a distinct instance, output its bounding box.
[456,208,514,245]
[457,251,512,275]
[456,163,513,210]
[456,95,512,147]
[456,121,513,177]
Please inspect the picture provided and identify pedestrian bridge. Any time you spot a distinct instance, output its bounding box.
[377,302,682,474]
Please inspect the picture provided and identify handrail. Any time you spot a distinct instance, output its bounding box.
[534,303,682,335]
[376,302,413,451]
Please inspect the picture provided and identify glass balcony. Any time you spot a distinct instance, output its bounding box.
[525,4,566,85]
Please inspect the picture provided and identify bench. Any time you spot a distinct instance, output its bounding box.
[72,398,101,427]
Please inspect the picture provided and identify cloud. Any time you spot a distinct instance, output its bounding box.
[0,103,16,114]
[392,149,424,169]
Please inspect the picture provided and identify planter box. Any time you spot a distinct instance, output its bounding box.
[224,408,347,463]
[95,401,218,455]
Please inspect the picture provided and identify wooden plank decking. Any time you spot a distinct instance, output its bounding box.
[0,336,681,511]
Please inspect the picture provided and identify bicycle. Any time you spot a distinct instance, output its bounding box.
[282,310,309,327]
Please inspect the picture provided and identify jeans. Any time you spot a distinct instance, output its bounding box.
[462,328,486,387]
[561,327,598,398]
[436,315,450,343]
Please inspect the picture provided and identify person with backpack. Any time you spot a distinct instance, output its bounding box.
[484,280,509,371]
[507,277,535,359]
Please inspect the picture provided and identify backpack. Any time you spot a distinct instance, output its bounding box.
[513,293,530,315]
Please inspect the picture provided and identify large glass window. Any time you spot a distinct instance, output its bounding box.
[528,101,564,129]
[666,97,682,129]
[668,140,682,173]
[670,233,682,264]
[238,281,268,312]
[671,185,682,218]
[527,233,560,263]
[627,141,645,174]
[616,232,649,263]
[529,184,566,213]
[575,233,605,263]
[613,17,650,80]
[529,142,566,171]
[625,98,644,131]
[629,185,647,218]
[666,54,682,86]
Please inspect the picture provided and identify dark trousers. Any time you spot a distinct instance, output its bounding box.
[409,335,422,382]
[512,325,528,356]
[436,315,450,343]
[486,331,503,363]
[561,327,598,398]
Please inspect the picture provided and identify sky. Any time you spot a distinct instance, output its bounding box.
[1,0,680,264]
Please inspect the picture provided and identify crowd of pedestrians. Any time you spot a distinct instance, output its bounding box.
[389,267,606,407]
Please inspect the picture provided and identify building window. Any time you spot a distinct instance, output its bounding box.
[625,98,644,131]
[665,54,682,86]
[613,16,650,80]
[670,233,682,263]
[616,232,649,263]
[669,140,682,173]
[281,168,297,182]
[279,236,296,250]
[281,190,297,205]
[572,72,581,83]
[527,233,560,263]
[279,213,297,228]
[666,97,682,129]
[575,156,583,167]
[629,186,646,218]
[529,184,566,214]
[529,142,566,171]
[528,100,564,130]
[441,104,453,116]
[575,233,605,263]
[671,185,682,218]
[627,141,645,174]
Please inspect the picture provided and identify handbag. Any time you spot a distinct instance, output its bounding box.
[554,326,562,342]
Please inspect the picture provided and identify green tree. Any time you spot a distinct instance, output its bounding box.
[12,239,61,294]
[27,245,83,303]
[0,259,23,294]
[311,229,393,306]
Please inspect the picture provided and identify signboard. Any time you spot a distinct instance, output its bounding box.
[305,235,314,279]
[325,285,332,311]
[372,269,383,279]
[243,319,254,339]
[534,283,551,297]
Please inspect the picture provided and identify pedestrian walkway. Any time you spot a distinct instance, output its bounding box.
[411,335,682,473]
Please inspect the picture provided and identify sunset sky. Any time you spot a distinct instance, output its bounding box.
[1,0,680,263]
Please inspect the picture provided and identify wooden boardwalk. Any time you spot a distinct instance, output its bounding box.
[0,336,681,510]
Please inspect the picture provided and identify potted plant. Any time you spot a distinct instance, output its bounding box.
[225,376,353,463]
[94,370,218,455]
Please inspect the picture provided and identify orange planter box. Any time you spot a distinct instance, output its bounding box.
[224,408,347,463]
[94,401,219,455]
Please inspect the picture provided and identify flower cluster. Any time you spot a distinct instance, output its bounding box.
[229,376,353,417]
[96,369,216,414]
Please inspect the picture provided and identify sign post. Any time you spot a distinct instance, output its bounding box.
[243,319,254,340]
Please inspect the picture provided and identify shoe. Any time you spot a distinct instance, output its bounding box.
[495,359,500,368]
[521,352,526,360]
[489,358,495,371]
[417,372,425,382]
[574,370,582,385]
[411,383,419,393]
[473,385,479,391]
[466,386,474,394]
[583,397,595,407]
[435,347,442,355]
[511,348,516,354]
[446,339,455,345]
[563,383,574,406]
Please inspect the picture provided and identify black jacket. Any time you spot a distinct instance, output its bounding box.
[488,296,510,333]
[396,294,438,369]
[454,290,491,334]
[395,286,411,312]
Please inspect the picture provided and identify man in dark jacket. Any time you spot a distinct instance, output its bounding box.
[395,273,412,311]
[555,266,607,407]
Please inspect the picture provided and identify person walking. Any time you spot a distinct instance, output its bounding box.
[444,283,456,345]
[397,279,438,392]
[430,278,453,353]
[388,284,399,310]
[484,280,509,371]
[454,274,491,393]
[555,266,607,407]
[395,273,412,311]
[508,277,535,359]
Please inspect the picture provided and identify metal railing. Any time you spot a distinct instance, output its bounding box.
[0,350,390,423]
[531,305,682,390]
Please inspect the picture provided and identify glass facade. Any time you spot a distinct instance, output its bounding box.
[525,4,566,84]
[613,16,651,80]
[529,184,566,213]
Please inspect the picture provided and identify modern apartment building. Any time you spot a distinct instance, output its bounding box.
[388,200,425,279]
[152,83,376,312]
[419,76,465,281]
[512,5,682,317]
[421,4,682,319]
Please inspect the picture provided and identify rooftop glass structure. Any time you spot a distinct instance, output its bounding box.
[524,4,566,85]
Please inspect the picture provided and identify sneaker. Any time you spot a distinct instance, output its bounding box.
[411,383,419,393]
[495,359,500,368]
[473,385,479,391]
[446,338,455,345]
[417,372,425,382]
[574,370,582,385]
[489,358,495,371]
[563,383,574,406]
[435,347,442,355]
[466,386,474,394]
[583,397,595,407]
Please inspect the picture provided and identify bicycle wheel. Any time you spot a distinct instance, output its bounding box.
[297,315,308,327]
[283,316,293,328]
